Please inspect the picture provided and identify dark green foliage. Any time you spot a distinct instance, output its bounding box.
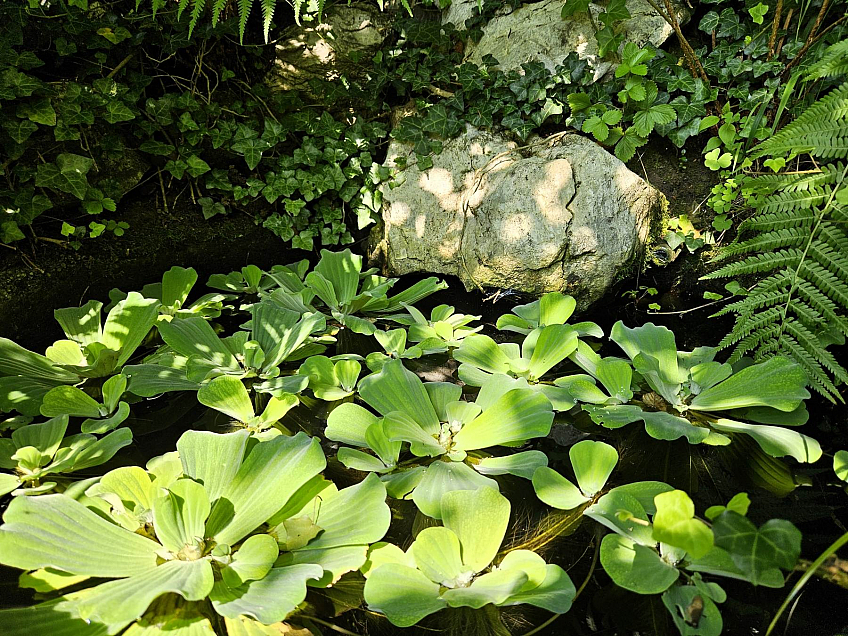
[706,72,848,401]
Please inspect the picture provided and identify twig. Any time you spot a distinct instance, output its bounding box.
[298,616,363,635]
[782,0,832,77]
[157,168,169,213]
[106,53,134,78]
[768,0,784,60]
[644,297,729,316]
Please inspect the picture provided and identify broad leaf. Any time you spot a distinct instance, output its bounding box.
[600,534,679,594]
[652,490,713,559]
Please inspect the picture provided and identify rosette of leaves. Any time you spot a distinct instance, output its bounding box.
[567,321,822,465]
[272,249,448,335]
[496,291,602,337]
[207,262,310,298]
[533,441,802,635]
[38,374,131,434]
[0,293,159,416]
[108,266,231,321]
[298,355,362,401]
[0,429,392,634]
[0,414,131,496]
[362,487,576,627]
[453,323,595,411]
[364,328,447,372]
[325,359,553,518]
[387,303,483,347]
[124,300,325,400]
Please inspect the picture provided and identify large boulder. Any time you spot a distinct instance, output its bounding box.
[370,126,664,307]
[444,0,687,80]
[267,4,391,93]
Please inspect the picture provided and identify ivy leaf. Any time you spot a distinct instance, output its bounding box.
[561,0,591,18]
[35,154,93,200]
[3,119,38,144]
[423,104,463,139]
[102,101,135,124]
[699,11,720,32]
[501,111,534,141]
[186,155,211,178]
[712,511,801,585]
[632,104,676,137]
[232,138,271,171]
[567,93,592,113]
[2,69,41,97]
[139,140,174,156]
[20,98,56,126]
[165,159,188,180]
[599,0,631,24]
[596,27,624,57]
[1,221,25,243]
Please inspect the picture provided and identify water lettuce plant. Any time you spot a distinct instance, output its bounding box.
[364,327,447,372]
[496,292,602,338]
[567,321,822,464]
[325,359,553,518]
[125,300,323,399]
[362,487,575,627]
[0,293,158,415]
[109,265,231,320]
[298,354,362,401]
[0,414,131,496]
[387,303,483,347]
[454,324,588,410]
[533,440,802,635]
[271,249,448,335]
[0,429,391,634]
[39,373,130,434]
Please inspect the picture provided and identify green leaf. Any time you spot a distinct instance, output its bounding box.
[709,418,821,463]
[157,317,240,372]
[206,433,326,545]
[3,119,38,144]
[712,511,801,585]
[570,439,618,495]
[561,0,591,17]
[411,460,498,520]
[177,430,249,505]
[441,486,509,572]
[454,335,512,376]
[364,563,446,627]
[453,388,553,450]
[359,359,439,434]
[102,292,160,369]
[185,155,211,178]
[325,402,379,447]
[689,357,810,412]
[652,490,714,559]
[223,534,279,587]
[532,467,588,510]
[834,450,848,482]
[40,385,103,418]
[102,101,135,124]
[0,494,160,576]
[152,479,211,554]
[411,526,465,585]
[527,325,578,380]
[210,564,324,624]
[197,376,254,423]
[474,450,548,479]
[73,558,213,628]
[600,534,679,594]
[442,568,528,608]
[662,583,723,636]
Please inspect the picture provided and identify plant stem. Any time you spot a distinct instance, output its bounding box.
[766,531,848,635]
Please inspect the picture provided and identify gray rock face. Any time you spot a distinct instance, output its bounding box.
[267,4,390,93]
[371,127,664,307]
[444,0,687,80]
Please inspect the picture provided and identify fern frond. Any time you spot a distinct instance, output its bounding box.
[261,0,275,42]
[294,0,304,24]
[740,210,817,232]
[239,0,253,42]
[796,279,848,336]
[706,249,802,279]
[800,261,848,308]
[177,0,190,20]
[753,82,848,159]
[727,323,781,362]
[775,333,840,400]
[818,220,848,254]
[784,318,848,384]
[757,186,830,214]
[211,0,228,26]
[810,240,848,282]
[719,307,783,348]
[188,0,206,37]
[714,227,807,260]
[806,39,848,80]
